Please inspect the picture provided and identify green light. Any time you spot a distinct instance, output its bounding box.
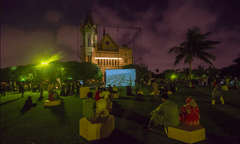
[68,77,72,80]
[21,77,26,81]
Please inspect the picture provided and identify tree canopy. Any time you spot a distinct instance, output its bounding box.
[169,27,220,87]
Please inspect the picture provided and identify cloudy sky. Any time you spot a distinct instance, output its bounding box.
[2,0,240,73]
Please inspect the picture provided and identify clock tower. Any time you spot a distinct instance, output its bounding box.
[80,10,98,62]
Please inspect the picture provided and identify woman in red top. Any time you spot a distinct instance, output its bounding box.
[179,97,200,126]
[95,88,102,101]
[48,90,54,101]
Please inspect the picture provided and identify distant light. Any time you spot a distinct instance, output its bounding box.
[95,57,122,60]
[42,63,44,64]
[45,63,47,64]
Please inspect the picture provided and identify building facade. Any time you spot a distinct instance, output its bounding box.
[80,11,133,81]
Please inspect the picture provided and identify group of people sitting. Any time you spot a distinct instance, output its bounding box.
[148,94,200,132]
[48,90,60,101]
[83,87,113,123]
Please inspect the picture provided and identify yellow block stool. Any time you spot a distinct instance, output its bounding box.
[150,91,160,96]
[113,93,119,98]
[44,99,61,106]
[107,101,113,110]
[80,87,90,98]
[137,91,143,95]
[167,125,205,144]
[79,115,115,141]
[167,91,172,95]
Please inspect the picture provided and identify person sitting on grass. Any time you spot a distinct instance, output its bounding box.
[83,92,99,123]
[95,87,102,101]
[148,94,179,132]
[21,96,37,112]
[179,97,200,126]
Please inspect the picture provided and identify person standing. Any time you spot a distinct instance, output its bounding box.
[19,83,25,98]
[152,80,158,98]
[1,84,6,96]
[135,80,139,98]
[48,82,53,95]
[76,82,80,97]
[40,82,44,97]
[212,79,225,105]
[234,78,238,89]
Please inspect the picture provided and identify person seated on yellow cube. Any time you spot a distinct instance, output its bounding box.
[148,94,179,131]
[83,92,99,123]
[179,97,200,126]
[95,93,110,122]
[112,85,118,92]
[52,90,60,100]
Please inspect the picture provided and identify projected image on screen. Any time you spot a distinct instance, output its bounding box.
[105,69,136,87]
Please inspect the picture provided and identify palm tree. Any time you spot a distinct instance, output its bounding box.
[169,27,220,87]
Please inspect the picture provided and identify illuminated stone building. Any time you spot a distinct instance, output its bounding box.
[80,11,133,81]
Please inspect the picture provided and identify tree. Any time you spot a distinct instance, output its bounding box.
[0,67,11,82]
[196,65,206,80]
[156,69,159,75]
[122,64,148,85]
[206,66,219,78]
[233,54,240,65]
[169,27,220,87]
[77,62,100,86]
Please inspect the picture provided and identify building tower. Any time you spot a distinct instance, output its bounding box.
[80,10,98,62]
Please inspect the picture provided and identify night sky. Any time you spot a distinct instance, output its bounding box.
[2,0,240,73]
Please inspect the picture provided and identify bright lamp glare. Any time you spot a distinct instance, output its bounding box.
[45,63,47,64]
[95,57,122,60]
[42,63,44,64]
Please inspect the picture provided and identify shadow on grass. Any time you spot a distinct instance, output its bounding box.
[89,129,145,144]
[111,102,150,126]
[20,104,37,115]
[44,99,70,124]
[37,96,44,102]
[200,106,240,143]
[0,98,21,106]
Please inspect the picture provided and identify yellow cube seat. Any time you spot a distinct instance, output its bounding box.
[113,93,119,98]
[167,91,172,95]
[150,91,160,95]
[137,91,143,95]
[44,99,61,106]
[79,115,115,141]
[107,101,112,110]
[167,125,205,144]
[80,87,90,98]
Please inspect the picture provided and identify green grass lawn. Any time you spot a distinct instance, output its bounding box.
[1,84,240,144]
